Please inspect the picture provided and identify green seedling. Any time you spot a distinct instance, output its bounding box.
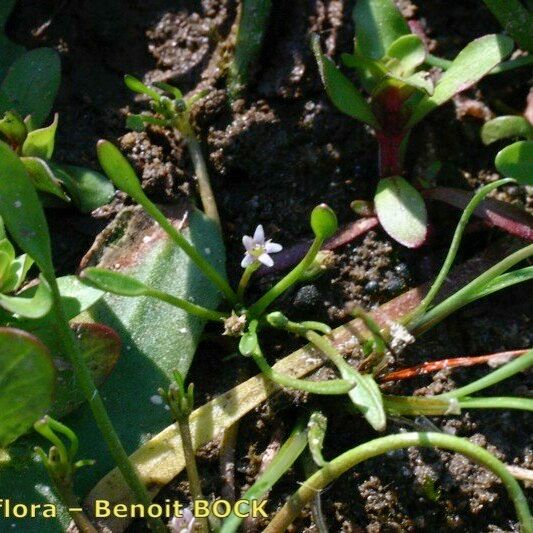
[124,75,220,225]
[34,417,97,533]
[159,372,208,533]
[313,0,514,247]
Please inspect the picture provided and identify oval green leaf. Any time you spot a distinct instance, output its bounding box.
[481,116,533,145]
[375,176,428,248]
[124,74,160,101]
[495,140,533,185]
[96,140,146,200]
[0,327,55,447]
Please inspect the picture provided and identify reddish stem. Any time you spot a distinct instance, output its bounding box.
[377,132,404,178]
[380,349,527,383]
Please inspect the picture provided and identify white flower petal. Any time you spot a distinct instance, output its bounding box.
[242,235,253,250]
[241,253,255,268]
[265,241,282,253]
[253,224,265,244]
[258,253,274,267]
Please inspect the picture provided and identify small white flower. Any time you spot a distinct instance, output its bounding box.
[241,224,282,268]
[168,508,196,533]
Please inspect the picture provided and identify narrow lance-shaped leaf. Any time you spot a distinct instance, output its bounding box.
[312,35,379,128]
[495,140,533,185]
[0,327,55,447]
[375,176,428,248]
[481,116,533,145]
[0,140,54,277]
[408,34,514,127]
[353,0,410,60]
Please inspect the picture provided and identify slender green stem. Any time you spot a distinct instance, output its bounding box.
[305,330,355,377]
[47,280,166,533]
[411,244,533,335]
[184,134,221,227]
[177,417,209,533]
[237,262,260,300]
[383,395,533,415]
[248,237,323,317]
[251,349,354,394]
[138,196,238,305]
[59,486,98,533]
[220,419,307,533]
[146,287,227,322]
[439,348,533,399]
[459,397,533,411]
[405,179,514,327]
[263,432,533,533]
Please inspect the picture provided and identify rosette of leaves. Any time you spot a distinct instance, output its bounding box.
[0,111,114,212]
[313,0,513,247]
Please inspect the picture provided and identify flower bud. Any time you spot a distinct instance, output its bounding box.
[310,204,338,240]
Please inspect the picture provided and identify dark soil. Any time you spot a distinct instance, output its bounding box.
[7,0,532,531]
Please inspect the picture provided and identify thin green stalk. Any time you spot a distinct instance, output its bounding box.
[383,395,533,415]
[251,349,354,395]
[263,432,533,533]
[48,280,166,533]
[406,178,514,327]
[139,197,238,306]
[184,134,221,227]
[146,287,227,322]
[237,262,260,300]
[459,397,533,411]
[411,244,533,335]
[248,237,323,317]
[305,330,356,377]
[439,348,533,399]
[220,419,307,533]
[177,417,209,533]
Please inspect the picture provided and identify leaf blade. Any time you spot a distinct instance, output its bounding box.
[375,176,428,248]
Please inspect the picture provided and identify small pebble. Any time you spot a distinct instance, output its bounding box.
[364,280,379,294]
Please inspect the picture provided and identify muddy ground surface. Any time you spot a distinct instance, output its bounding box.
[8,0,532,531]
